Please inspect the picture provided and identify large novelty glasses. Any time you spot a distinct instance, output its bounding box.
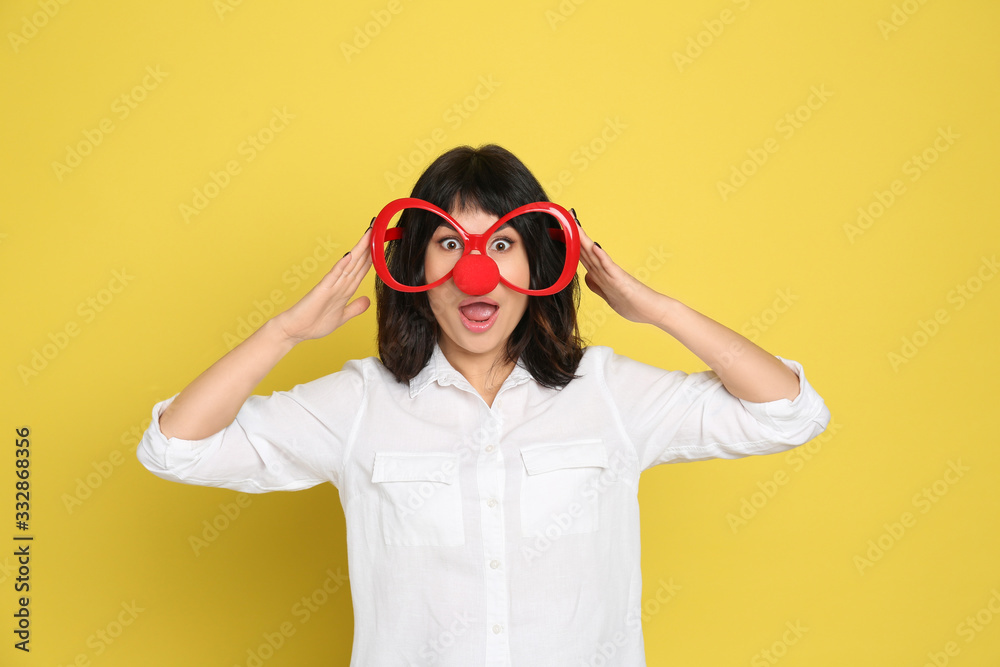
[371,198,581,296]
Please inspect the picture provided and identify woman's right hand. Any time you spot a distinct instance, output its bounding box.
[273,227,374,344]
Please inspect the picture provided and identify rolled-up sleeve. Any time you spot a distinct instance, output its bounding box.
[597,350,831,471]
[136,359,367,493]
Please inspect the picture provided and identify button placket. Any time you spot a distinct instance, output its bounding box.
[476,413,511,664]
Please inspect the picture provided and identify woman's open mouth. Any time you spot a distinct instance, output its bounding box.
[458,300,500,332]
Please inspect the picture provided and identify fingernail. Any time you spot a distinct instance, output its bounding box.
[570,208,581,227]
[594,242,602,250]
[368,216,375,230]
[343,251,351,258]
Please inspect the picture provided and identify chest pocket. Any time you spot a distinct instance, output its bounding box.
[519,440,609,539]
[371,452,464,547]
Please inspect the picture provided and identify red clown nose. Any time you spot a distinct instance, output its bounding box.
[452,253,500,296]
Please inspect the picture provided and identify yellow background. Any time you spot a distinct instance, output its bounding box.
[2,0,998,664]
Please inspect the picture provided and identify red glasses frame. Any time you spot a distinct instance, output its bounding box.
[370,197,581,296]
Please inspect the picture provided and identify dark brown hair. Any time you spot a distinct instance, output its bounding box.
[375,144,584,389]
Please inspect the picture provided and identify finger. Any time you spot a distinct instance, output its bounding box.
[575,227,598,273]
[574,218,597,251]
[315,251,352,288]
[571,213,598,284]
[351,226,374,256]
[343,295,371,321]
[587,238,619,278]
[584,271,607,300]
[317,239,368,292]
[339,253,371,290]
[579,239,607,279]
[340,229,375,280]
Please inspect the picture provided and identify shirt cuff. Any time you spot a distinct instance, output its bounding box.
[136,393,226,475]
[737,356,831,439]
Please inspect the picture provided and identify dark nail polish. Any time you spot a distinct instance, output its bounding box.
[594,242,602,250]
[570,208,581,227]
[343,251,351,258]
[368,216,375,230]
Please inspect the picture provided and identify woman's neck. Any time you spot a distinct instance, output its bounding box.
[438,342,515,407]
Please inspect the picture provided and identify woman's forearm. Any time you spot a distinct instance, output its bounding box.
[158,318,298,440]
[654,295,800,403]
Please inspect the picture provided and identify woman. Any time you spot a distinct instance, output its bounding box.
[137,144,830,666]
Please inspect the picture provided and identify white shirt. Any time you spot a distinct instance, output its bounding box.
[137,342,830,666]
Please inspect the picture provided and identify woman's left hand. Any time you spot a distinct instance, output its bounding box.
[571,211,671,326]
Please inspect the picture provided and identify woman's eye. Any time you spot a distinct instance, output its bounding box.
[490,237,514,252]
[440,238,462,251]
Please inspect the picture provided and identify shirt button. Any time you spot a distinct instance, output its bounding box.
[490,559,500,569]
[487,498,498,508]
[485,444,495,453]
[492,624,502,634]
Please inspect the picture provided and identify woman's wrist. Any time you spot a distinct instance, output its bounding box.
[262,316,302,353]
[650,294,685,334]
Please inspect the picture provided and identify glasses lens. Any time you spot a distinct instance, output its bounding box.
[503,210,568,293]
[379,207,453,289]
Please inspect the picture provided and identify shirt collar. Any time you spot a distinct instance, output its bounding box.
[408,340,533,399]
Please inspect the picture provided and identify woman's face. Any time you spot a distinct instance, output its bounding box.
[424,207,530,362]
